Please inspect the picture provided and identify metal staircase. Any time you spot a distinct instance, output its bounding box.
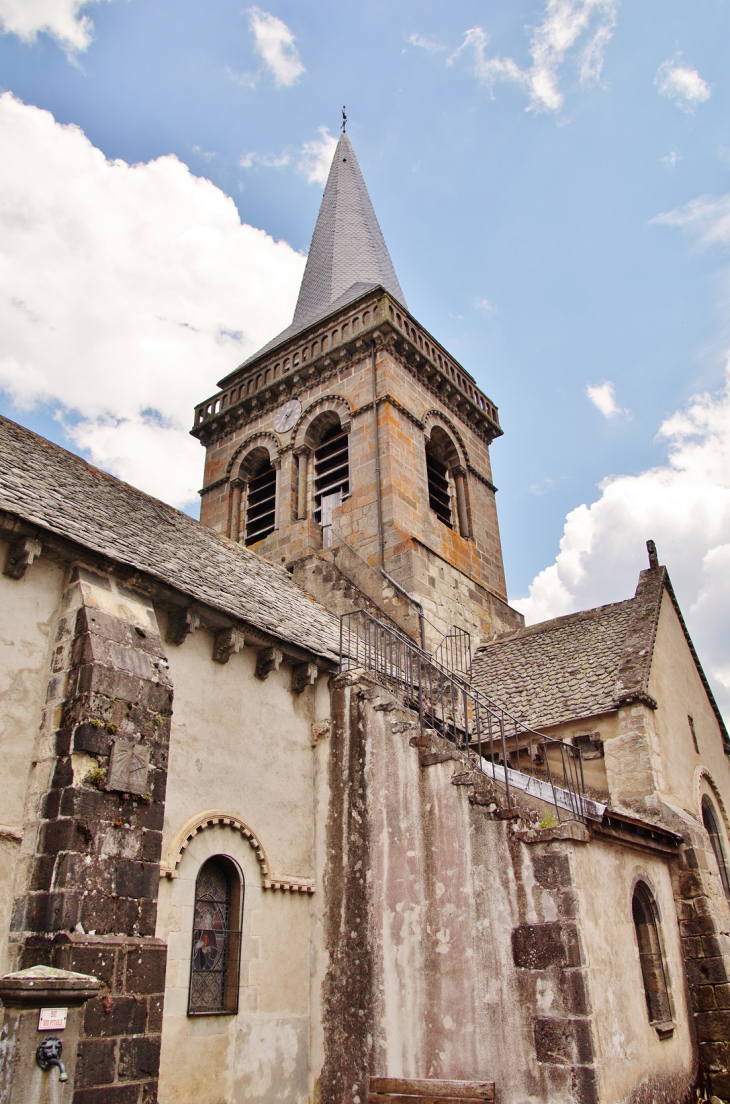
[340,608,605,824]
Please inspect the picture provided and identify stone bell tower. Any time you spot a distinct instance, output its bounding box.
[192,132,523,647]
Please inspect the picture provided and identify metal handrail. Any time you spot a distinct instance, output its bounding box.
[340,609,592,823]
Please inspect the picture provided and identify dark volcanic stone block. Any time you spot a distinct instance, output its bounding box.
[512,922,565,969]
[118,1035,161,1081]
[75,1038,117,1088]
[124,944,167,995]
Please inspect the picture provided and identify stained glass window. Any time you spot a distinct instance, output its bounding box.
[188,857,243,1015]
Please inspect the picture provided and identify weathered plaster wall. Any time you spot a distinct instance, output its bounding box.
[156,616,329,1103]
[649,592,730,818]
[0,544,65,973]
[159,615,323,877]
[573,839,694,1102]
[157,825,310,1104]
[314,672,696,1104]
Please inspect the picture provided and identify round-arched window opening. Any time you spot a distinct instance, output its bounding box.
[244,451,276,546]
[702,796,730,902]
[313,421,349,546]
[188,856,244,1016]
[632,882,672,1027]
[425,427,460,530]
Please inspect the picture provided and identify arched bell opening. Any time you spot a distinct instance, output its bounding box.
[424,426,471,537]
[295,412,350,548]
[239,446,277,547]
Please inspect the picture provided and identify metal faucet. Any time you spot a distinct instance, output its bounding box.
[36,1037,68,1081]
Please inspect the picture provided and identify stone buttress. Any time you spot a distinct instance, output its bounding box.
[10,567,172,1104]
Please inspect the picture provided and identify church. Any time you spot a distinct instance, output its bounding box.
[0,131,729,1104]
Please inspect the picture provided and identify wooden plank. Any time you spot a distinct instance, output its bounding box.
[368,1095,492,1104]
[369,1079,494,1101]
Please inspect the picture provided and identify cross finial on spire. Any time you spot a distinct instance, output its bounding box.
[341,105,347,133]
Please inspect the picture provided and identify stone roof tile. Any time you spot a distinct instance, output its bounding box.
[221,134,405,381]
[0,416,340,663]
[472,601,635,729]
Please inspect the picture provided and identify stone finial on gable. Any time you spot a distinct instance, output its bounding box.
[646,539,659,570]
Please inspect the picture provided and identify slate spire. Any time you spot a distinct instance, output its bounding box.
[291,132,407,329]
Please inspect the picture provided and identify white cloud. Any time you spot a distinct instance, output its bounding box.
[225,64,258,90]
[653,193,730,249]
[655,59,711,113]
[297,126,337,186]
[448,0,619,113]
[0,0,109,51]
[514,369,730,718]
[0,92,305,507]
[661,150,681,169]
[239,150,291,170]
[529,477,556,496]
[476,298,496,314]
[516,189,730,719]
[586,380,628,418]
[248,7,305,88]
[408,32,446,54]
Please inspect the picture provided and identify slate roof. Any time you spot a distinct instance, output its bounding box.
[292,133,406,326]
[472,601,635,729]
[0,417,340,663]
[221,133,406,383]
[473,564,728,742]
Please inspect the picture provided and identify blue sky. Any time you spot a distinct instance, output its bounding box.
[1,0,730,714]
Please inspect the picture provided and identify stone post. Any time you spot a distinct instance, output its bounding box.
[453,467,471,538]
[294,447,310,521]
[0,965,99,1104]
[228,479,244,542]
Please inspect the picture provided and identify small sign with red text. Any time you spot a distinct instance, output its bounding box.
[38,1007,67,1031]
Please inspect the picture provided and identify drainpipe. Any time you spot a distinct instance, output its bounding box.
[371,337,427,651]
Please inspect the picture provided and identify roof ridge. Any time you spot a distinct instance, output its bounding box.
[477,597,634,651]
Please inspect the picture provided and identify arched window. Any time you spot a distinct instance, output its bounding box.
[426,438,452,527]
[313,421,349,547]
[702,796,730,902]
[632,882,672,1027]
[424,426,471,536]
[244,453,277,546]
[188,856,244,1015]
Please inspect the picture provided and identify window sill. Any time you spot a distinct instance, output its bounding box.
[653,1021,675,1039]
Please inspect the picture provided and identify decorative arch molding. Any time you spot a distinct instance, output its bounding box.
[422,409,470,469]
[292,395,352,452]
[628,868,664,918]
[159,809,315,894]
[695,766,730,836]
[226,432,282,479]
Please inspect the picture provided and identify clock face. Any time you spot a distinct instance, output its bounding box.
[273,398,302,433]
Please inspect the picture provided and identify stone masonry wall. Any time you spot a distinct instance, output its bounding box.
[11,566,172,1104]
[669,814,730,1100]
[314,671,700,1104]
[316,672,608,1104]
[508,834,599,1104]
[197,317,520,645]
